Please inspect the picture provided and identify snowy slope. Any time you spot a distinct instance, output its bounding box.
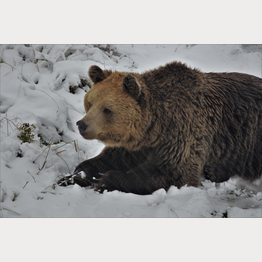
[0,44,262,218]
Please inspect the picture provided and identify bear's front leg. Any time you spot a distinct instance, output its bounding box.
[95,159,204,194]
[57,147,124,188]
[57,152,108,188]
[96,171,147,194]
[57,147,148,188]
[96,163,172,195]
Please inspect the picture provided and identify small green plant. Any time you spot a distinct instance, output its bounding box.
[17,123,36,143]
[12,192,20,202]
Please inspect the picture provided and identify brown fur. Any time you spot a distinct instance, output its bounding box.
[58,62,262,195]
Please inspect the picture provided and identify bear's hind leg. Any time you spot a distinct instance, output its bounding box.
[204,162,231,183]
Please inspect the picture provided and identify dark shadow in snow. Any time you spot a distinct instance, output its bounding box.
[241,44,262,53]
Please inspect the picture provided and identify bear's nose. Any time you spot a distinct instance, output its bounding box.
[76,120,87,134]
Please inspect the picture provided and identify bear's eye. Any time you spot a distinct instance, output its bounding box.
[103,108,112,114]
[88,102,92,109]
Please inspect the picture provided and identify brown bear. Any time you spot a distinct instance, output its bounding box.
[57,61,262,195]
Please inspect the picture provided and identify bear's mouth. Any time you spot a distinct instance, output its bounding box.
[97,133,122,144]
[80,133,97,140]
[78,128,98,140]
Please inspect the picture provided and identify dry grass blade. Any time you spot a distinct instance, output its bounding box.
[56,150,66,155]
[1,208,20,216]
[37,137,54,175]
[74,140,78,152]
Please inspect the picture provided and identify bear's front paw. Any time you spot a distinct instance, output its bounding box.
[96,171,129,193]
[96,171,117,193]
[57,174,75,186]
[57,171,96,187]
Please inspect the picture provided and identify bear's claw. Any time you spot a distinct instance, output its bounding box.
[57,174,75,186]
[57,171,104,188]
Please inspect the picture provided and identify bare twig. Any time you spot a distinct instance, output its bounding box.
[0,58,16,69]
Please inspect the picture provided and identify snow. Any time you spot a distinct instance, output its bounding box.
[1,44,262,219]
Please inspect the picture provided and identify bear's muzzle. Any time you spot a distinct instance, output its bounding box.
[76,120,87,135]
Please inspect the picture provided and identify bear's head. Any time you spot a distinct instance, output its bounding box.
[77,65,149,150]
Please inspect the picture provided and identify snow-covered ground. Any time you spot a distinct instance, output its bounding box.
[1,44,262,218]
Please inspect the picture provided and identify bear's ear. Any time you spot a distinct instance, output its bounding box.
[123,75,142,100]
[88,65,112,84]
